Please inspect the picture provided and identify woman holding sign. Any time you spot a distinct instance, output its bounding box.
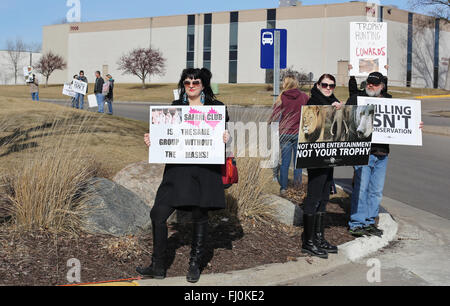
[137,68,230,283]
[301,74,343,259]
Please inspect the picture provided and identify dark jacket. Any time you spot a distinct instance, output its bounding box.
[307,84,340,106]
[346,90,393,156]
[106,79,114,101]
[349,76,389,97]
[94,77,104,94]
[77,76,88,94]
[270,88,309,135]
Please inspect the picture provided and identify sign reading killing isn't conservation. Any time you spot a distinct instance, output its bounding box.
[296,105,374,169]
[349,22,387,77]
[357,97,423,146]
[149,106,226,164]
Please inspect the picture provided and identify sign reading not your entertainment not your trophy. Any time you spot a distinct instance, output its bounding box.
[149,106,226,164]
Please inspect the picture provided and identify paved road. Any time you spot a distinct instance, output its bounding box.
[44,98,450,220]
[283,196,450,286]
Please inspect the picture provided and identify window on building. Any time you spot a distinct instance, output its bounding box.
[204,13,212,70]
[229,12,239,83]
[434,18,440,89]
[187,15,196,69]
[406,13,413,87]
[266,9,276,84]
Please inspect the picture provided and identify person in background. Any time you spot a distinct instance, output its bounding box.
[74,70,88,110]
[105,74,114,115]
[269,75,309,196]
[94,71,105,113]
[30,74,39,101]
[71,74,78,108]
[301,74,343,259]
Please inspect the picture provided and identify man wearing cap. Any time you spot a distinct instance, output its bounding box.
[346,72,393,237]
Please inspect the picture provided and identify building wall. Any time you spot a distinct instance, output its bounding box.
[0,51,42,85]
[41,3,450,88]
[42,24,69,84]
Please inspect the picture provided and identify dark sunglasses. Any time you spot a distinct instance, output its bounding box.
[184,80,201,86]
[320,82,336,89]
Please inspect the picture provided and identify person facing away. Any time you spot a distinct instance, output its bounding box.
[30,74,39,101]
[301,73,343,259]
[105,74,114,115]
[137,67,231,284]
[94,71,105,113]
[74,70,88,110]
[269,75,309,195]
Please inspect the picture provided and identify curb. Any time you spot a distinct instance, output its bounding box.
[415,94,450,99]
[137,193,399,286]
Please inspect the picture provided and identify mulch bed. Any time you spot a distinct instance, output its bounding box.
[0,185,354,286]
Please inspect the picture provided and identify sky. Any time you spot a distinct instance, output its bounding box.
[0,0,417,50]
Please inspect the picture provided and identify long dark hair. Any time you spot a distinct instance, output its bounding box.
[317,73,336,85]
[178,68,216,103]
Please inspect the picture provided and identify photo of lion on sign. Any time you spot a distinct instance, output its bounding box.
[298,105,374,143]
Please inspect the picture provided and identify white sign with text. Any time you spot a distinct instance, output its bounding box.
[358,97,422,146]
[62,83,77,98]
[72,79,88,95]
[149,106,226,164]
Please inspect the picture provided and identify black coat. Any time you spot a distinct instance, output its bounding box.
[153,99,229,211]
[346,90,392,155]
[94,77,104,94]
[307,85,340,106]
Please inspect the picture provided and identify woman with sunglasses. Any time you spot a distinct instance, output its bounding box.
[137,68,230,283]
[301,74,342,259]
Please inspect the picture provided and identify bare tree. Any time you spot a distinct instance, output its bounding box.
[35,51,67,87]
[409,0,450,20]
[117,47,166,88]
[5,38,28,84]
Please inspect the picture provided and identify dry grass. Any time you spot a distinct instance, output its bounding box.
[0,97,149,234]
[1,83,447,107]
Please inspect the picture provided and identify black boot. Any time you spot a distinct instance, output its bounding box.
[136,222,167,279]
[314,212,338,254]
[302,214,328,259]
[186,220,208,283]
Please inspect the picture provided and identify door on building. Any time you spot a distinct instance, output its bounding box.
[337,60,349,87]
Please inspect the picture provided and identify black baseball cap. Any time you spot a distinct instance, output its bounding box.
[367,72,384,85]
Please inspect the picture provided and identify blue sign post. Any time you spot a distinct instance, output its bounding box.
[260,29,287,69]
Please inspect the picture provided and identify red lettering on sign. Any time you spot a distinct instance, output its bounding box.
[356,47,386,57]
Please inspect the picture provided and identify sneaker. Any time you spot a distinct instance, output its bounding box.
[364,224,383,237]
[280,189,287,197]
[349,227,371,237]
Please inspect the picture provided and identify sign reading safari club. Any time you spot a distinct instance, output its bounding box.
[149,106,226,164]
[349,22,388,77]
[358,97,423,146]
[296,105,374,169]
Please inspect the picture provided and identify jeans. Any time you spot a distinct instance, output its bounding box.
[349,154,389,229]
[75,93,85,109]
[31,92,39,101]
[279,134,302,191]
[96,94,104,113]
[105,99,113,115]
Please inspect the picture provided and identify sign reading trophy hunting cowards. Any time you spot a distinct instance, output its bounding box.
[296,105,374,169]
[72,79,88,95]
[349,22,387,77]
[149,106,226,164]
[358,97,423,146]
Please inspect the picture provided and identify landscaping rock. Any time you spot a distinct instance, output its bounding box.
[113,161,190,224]
[82,178,152,236]
[262,194,303,226]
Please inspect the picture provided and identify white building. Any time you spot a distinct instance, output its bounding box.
[42,1,450,88]
[0,50,42,85]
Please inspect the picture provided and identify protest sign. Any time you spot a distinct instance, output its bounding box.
[358,97,422,146]
[349,22,387,77]
[62,83,76,98]
[87,94,97,108]
[149,106,226,164]
[296,105,374,169]
[23,66,33,83]
[72,79,88,95]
